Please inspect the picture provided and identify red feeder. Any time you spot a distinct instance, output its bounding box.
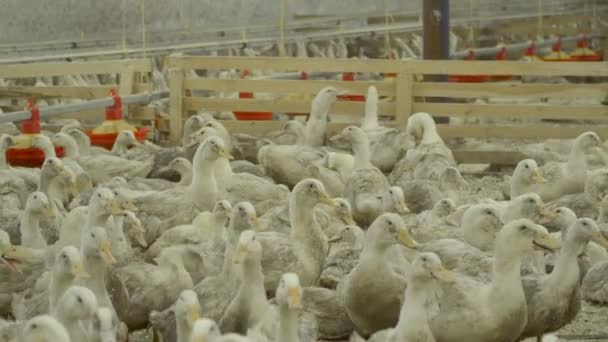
[570,35,602,61]
[337,72,365,102]
[522,39,543,61]
[86,89,149,150]
[449,49,490,83]
[385,50,398,78]
[234,69,273,120]
[6,99,65,168]
[492,41,513,81]
[543,36,572,62]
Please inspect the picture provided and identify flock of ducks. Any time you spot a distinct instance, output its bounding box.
[1,85,608,342]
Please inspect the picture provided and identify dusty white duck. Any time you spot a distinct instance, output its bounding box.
[175,289,201,342]
[19,191,55,248]
[367,252,454,342]
[320,225,365,289]
[519,218,608,341]
[428,219,559,342]
[342,213,419,337]
[52,286,98,342]
[90,307,119,342]
[22,315,71,342]
[304,87,338,147]
[81,226,116,316]
[331,126,389,226]
[547,168,608,218]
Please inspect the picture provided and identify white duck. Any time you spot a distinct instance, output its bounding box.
[22,315,70,342]
[342,213,419,337]
[52,286,98,342]
[90,307,119,342]
[331,126,389,226]
[175,289,201,342]
[367,252,454,342]
[428,219,560,342]
[19,191,55,248]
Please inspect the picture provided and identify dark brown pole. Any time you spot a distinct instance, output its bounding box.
[423,0,450,123]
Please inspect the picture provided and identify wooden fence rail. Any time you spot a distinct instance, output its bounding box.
[0,59,155,124]
[166,56,608,146]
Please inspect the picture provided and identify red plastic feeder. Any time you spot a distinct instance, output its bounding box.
[337,72,365,102]
[543,36,572,62]
[6,100,65,168]
[385,50,398,78]
[570,35,602,62]
[492,41,513,81]
[522,39,543,61]
[234,69,273,121]
[86,89,149,150]
[449,49,490,83]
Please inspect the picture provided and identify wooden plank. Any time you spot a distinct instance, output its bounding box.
[168,56,608,76]
[168,67,185,144]
[452,150,528,165]
[0,86,113,99]
[184,78,395,96]
[133,82,154,93]
[414,82,608,99]
[413,102,608,120]
[395,73,413,124]
[0,59,153,78]
[438,125,608,139]
[184,97,396,116]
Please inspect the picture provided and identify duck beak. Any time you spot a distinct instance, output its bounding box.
[107,200,124,216]
[398,227,419,249]
[134,228,148,248]
[219,148,234,160]
[343,215,356,226]
[531,170,547,184]
[431,265,455,283]
[328,234,343,243]
[538,208,556,225]
[123,200,137,212]
[592,231,608,249]
[1,246,33,273]
[328,133,344,143]
[287,287,303,309]
[319,192,338,207]
[71,262,90,279]
[100,241,117,265]
[533,231,561,251]
[46,203,57,218]
[234,245,248,264]
[248,214,261,230]
[189,305,201,323]
[396,199,410,214]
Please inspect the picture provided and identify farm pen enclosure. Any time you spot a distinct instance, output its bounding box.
[166,55,608,163]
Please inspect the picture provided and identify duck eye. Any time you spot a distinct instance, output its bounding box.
[33,195,37,199]
[528,199,534,203]
[98,193,101,198]
[77,296,83,303]
[582,221,588,226]
[524,164,529,169]
[386,219,393,226]
[519,225,527,231]
[556,209,561,213]
[388,190,393,194]
[91,233,95,238]
[31,324,37,329]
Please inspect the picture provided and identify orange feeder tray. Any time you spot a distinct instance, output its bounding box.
[6,100,65,168]
[86,89,149,150]
[337,72,366,102]
[234,69,273,120]
[449,50,490,83]
[570,35,602,62]
[543,36,573,62]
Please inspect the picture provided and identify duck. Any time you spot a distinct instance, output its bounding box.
[489,192,549,224]
[90,307,119,342]
[109,244,194,330]
[403,112,455,164]
[582,255,608,304]
[81,226,116,317]
[149,203,260,342]
[19,191,55,248]
[519,218,608,341]
[146,200,232,261]
[410,198,458,243]
[547,168,608,218]
[52,286,98,342]
[62,128,112,156]
[331,126,389,226]
[460,204,504,252]
[320,225,365,289]
[342,213,419,337]
[174,289,201,342]
[189,319,223,342]
[304,87,339,147]
[428,219,559,342]
[219,230,270,334]
[108,210,147,265]
[257,179,337,290]
[367,252,454,342]
[160,157,193,186]
[22,315,71,342]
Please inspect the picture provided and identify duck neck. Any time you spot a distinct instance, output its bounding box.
[395,278,436,340]
[420,119,443,145]
[361,98,378,130]
[567,142,588,180]
[165,260,194,288]
[190,157,218,209]
[351,135,372,169]
[38,140,57,158]
[109,216,131,258]
[289,196,315,239]
[0,148,7,169]
[82,254,107,299]
[278,304,300,342]
[49,270,76,312]
[214,158,233,191]
[38,171,54,195]
[176,320,193,342]
[20,212,46,248]
[111,140,128,155]
[88,208,111,229]
[490,245,524,304]
[61,140,79,158]
[549,236,584,286]
[211,217,227,250]
[241,259,265,290]
[599,208,608,224]
[177,165,193,185]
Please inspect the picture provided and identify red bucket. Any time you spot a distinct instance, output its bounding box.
[6,146,65,168]
[87,127,150,150]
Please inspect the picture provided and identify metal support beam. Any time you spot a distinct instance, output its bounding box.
[0,90,169,124]
[423,0,450,60]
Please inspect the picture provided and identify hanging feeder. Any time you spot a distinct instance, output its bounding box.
[337,72,365,102]
[543,36,572,61]
[385,50,398,78]
[492,40,513,81]
[449,49,490,83]
[570,34,602,61]
[86,89,149,150]
[521,39,543,61]
[6,99,65,168]
[234,69,273,120]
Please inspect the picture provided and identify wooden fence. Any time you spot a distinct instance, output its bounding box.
[0,59,155,125]
[166,56,608,148]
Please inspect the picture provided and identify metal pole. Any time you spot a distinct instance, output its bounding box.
[0,90,169,124]
[423,0,450,60]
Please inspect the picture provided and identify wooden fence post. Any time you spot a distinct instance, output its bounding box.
[395,72,414,125]
[169,67,185,144]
